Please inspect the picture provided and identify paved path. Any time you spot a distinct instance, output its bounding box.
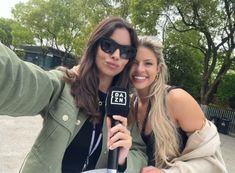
[0,115,42,173]
[220,133,235,173]
[0,115,235,173]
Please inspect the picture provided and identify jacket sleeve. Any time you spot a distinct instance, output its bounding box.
[123,122,147,173]
[162,121,228,173]
[0,43,64,116]
[162,153,228,173]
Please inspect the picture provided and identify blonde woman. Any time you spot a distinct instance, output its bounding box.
[129,37,227,173]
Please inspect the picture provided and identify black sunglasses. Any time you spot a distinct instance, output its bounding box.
[99,37,136,60]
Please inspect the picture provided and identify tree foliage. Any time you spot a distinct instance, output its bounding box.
[167,0,234,105]
[11,0,131,56]
[12,0,83,55]
[165,29,203,99]
[129,0,235,105]
[0,18,34,49]
[0,18,13,47]
[129,0,163,35]
[216,71,235,109]
[11,22,35,48]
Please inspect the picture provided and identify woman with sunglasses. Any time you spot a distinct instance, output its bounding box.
[0,16,147,173]
[129,37,227,173]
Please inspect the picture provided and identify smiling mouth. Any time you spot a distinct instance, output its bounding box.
[133,76,147,80]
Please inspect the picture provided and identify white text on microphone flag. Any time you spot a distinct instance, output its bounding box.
[110,91,127,106]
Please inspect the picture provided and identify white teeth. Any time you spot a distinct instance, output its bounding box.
[134,76,146,80]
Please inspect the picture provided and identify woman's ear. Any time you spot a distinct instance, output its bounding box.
[156,64,162,74]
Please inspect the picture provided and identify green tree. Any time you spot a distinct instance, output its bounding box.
[129,0,163,35]
[0,18,13,47]
[0,18,34,49]
[216,72,235,109]
[165,29,203,99]
[12,0,83,57]
[11,22,35,48]
[164,0,234,105]
[130,0,235,105]
[11,0,131,57]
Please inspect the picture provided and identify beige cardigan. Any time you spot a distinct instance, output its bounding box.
[163,120,228,173]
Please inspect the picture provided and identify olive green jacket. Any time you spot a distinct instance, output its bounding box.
[0,43,147,173]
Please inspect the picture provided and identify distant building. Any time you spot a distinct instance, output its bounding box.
[16,45,77,70]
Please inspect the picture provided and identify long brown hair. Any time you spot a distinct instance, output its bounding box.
[70,16,138,122]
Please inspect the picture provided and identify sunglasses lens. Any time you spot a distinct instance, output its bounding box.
[120,47,136,60]
[100,38,115,54]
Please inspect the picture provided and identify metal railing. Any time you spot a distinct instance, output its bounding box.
[201,104,235,135]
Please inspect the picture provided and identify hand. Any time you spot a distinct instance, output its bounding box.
[64,65,80,81]
[141,166,165,173]
[70,65,80,76]
[106,115,132,165]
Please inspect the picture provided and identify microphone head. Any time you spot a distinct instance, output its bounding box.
[105,86,130,117]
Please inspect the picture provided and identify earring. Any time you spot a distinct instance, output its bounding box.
[155,73,159,79]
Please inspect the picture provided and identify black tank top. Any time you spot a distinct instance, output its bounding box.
[141,128,188,166]
[139,86,188,166]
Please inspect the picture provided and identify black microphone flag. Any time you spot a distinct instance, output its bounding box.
[105,86,130,172]
[105,87,129,117]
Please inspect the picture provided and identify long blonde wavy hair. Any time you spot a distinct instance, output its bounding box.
[137,37,181,168]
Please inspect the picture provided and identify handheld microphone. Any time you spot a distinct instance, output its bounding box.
[105,86,130,173]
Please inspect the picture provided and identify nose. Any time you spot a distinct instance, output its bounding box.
[111,48,121,60]
[136,63,145,72]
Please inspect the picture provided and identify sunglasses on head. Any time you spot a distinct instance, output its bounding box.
[99,37,136,60]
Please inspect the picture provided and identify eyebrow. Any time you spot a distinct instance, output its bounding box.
[135,58,154,62]
[144,59,154,62]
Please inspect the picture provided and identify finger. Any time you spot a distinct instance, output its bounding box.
[109,131,132,149]
[110,123,130,137]
[112,115,127,127]
[109,130,130,143]
[109,136,132,150]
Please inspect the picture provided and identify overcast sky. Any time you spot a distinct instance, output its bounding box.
[0,0,29,19]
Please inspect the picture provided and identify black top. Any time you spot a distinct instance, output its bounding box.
[140,86,188,166]
[62,91,106,173]
[141,128,188,166]
[141,132,155,166]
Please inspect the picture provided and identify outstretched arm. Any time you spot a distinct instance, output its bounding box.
[0,43,64,116]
